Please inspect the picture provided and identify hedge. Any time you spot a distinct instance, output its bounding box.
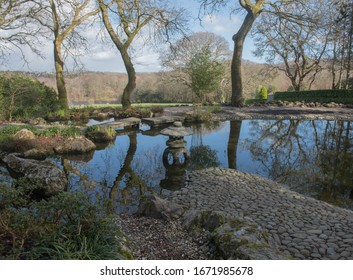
[274,89,353,104]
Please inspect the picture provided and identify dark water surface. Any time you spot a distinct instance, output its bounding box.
[2,119,351,214]
[47,119,352,214]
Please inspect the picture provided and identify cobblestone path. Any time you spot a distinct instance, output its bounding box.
[171,168,353,260]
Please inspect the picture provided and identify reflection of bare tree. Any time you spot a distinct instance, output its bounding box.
[316,121,353,206]
[227,120,242,169]
[247,119,353,209]
[62,159,95,190]
[109,133,150,213]
[247,120,312,180]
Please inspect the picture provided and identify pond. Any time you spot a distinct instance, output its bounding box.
[2,119,352,214]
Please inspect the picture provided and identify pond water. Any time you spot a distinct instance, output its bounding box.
[1,119,352,214]
[44,119,352,214]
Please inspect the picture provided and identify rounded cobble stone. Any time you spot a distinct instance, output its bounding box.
[171,168,353,260]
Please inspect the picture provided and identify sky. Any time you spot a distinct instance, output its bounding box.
[0,0,258,73]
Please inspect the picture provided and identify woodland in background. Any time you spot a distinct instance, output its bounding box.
[30,60,334,105]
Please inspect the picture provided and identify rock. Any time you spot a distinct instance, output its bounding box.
[182,210,227,232]
[23,148,49,160]
[212,220,289,260]
[27,118,47,125]
[137,195,184,220]
[13,129,35,140]
[54,137,96,154]
[85,126,116,143]
[2,153,67,196]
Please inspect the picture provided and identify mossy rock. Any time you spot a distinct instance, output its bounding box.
[212,220,289,260]
[54,137,96,154]
[85,126,116,142]
[182,210,226,232]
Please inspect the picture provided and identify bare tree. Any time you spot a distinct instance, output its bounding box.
[97,0,188,109]
[0,0,43,63]
[252,0,330,91]
[34,0,99,109]
[329,0,353,89]
[199,0,309,106]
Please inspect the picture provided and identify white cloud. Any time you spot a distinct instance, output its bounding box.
[1,3,262,73]
[201,14,242,35]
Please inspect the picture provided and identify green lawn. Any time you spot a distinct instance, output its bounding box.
[70,103,192,109]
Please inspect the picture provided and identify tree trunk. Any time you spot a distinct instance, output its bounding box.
[231,12,256,107]
[345,6,353,89]
[120,48,136,110]
[54,41,68,110]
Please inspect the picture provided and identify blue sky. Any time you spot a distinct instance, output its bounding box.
[1,0,258,73]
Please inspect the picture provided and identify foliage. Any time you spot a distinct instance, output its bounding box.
[257,86,268,100]
[161,32,231,104]
[0,125,37,147]
[150,106,164,115]
[267,85,277,93]
[245,99,268,105]
[0,125,82,149]
[85,125,116,142]
[0,184,131,260]
[0,73,59,121]
[186,48,225,103]
[274,89,353,104]
[205,105,222,114]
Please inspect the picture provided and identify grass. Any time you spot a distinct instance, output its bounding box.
[0,184,131,260]
[70,102,192,110]
[0,125,83,151]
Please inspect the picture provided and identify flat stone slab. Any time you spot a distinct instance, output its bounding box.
[97,117,141,129]
[171,168,353,260]
[142,116,185,127]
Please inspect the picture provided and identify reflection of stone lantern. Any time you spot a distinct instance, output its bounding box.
[160,122,192,190]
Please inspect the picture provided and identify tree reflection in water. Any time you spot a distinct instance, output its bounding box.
[55,119,353,213]
[244,119,353,209]
[227,120,242,170]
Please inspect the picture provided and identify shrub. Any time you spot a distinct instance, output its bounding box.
[257,85,268,100]
[274,89,353,104]
[0,73,59,121]
[150,106,164,116]
[267,85,277,93]
[245,99,267,105]
[205,104,221,114]
[0,184,131,260]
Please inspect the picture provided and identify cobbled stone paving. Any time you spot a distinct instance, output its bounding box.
[171,168,353,260]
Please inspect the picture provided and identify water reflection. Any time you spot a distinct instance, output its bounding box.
[227,120,242,170]
[244,120,353,209]
[25,119,353,213]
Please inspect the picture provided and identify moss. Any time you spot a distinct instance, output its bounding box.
[228,219,248,230]
[85,125,116,142]
[245,243,270,249]
[261,231,270,242]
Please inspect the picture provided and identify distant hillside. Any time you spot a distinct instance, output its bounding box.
[32,62,334,104]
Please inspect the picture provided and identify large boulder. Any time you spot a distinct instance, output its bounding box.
[54,137,96,154]
[182,210,226,232]
[23,148,49,160]
[3,153,67,196]
[137,195,184,220]
[13,129,35,140]
[212,218,289,260]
